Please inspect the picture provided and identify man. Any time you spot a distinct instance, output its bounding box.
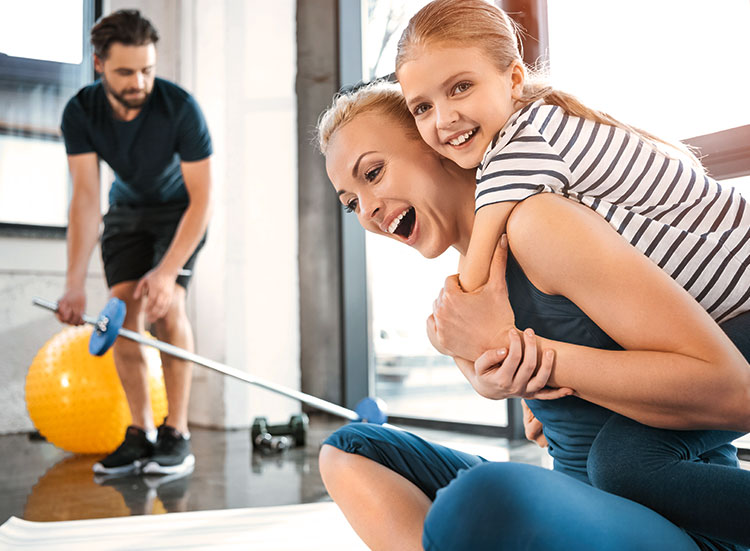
[56,9,212,476]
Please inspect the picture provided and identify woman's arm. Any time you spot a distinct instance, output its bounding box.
[434,194,750,431]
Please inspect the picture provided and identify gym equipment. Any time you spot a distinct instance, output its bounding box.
[32,297,391,426]
[251,413,308,451]
[253,432,293,453]
[25,325,168,454]
[88,297,125,356]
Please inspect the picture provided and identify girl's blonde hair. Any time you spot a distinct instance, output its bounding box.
[316,81,420,155]
[396,0,701,168]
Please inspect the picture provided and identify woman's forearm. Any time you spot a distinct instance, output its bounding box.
[543,337,750,431]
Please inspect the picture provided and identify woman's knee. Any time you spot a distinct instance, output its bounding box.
[318,443,350,485]
[318,424,377,483]
[423,462,540,549]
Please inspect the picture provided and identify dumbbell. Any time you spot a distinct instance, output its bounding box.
[251,413,309,452]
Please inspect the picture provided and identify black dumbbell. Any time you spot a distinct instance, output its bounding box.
[251,413,309,451]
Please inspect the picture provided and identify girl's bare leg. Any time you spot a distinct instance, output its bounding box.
[319,444,430,551]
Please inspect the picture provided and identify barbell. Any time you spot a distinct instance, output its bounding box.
[32,296,389,425]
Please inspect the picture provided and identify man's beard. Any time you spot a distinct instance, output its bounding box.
[102,74,151,109]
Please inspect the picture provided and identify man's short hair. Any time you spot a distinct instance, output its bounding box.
[91,9,159,59]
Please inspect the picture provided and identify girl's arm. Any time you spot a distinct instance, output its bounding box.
[459,202,516,292]
[433,194,750,431]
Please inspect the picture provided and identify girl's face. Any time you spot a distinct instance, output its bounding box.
[397,45,524,170]
[325,112,475,258]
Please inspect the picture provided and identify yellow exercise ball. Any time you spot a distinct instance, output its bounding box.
[25,325,168,454]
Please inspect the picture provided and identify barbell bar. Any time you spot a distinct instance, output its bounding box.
[32,296,389,425]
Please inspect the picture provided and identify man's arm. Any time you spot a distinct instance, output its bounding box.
[57,153,101,325]
[135,157,212,321]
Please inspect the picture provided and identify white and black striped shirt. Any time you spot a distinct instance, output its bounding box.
[477,100,750,323]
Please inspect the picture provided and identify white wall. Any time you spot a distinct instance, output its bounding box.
[0,0,299,434]
[184,0,300,429]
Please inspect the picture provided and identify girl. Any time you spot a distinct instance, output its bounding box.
[395,0,750,326]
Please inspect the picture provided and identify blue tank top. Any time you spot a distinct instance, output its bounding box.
[505,253,738,484]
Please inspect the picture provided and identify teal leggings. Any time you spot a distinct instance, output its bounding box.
[324,423,737,550]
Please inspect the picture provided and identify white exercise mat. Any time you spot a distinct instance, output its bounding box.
[0,502,367,550]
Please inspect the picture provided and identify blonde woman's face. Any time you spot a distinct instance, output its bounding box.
[326,112,473,259]
[398,45,524,170]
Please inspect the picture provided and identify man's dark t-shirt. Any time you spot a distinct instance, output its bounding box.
[61,77,212,207]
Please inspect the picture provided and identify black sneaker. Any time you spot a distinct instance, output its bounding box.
[92,425,154,475]
[141,424,195,475]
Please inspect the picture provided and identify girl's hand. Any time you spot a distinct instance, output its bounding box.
[431,236,516,361]
[455,328,574,401]
[522,399,548,448]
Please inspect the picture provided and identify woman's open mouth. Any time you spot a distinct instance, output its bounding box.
[388,207,416,240]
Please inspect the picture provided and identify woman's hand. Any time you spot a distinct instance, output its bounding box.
[426,313,451,356]
[454,327,573,401]
[522,399,548,447]
[431,235,516,361]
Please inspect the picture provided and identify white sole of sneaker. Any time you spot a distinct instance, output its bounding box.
[141,454,195,475]
[92,460,143,475]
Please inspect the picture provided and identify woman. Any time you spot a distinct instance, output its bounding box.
[317,82,750,551]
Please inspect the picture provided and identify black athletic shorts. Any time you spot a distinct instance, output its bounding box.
[101,202,207,289]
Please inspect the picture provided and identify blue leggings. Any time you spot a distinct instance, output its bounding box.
[324,423,745,551]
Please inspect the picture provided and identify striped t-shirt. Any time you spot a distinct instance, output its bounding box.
[477,99,750,323]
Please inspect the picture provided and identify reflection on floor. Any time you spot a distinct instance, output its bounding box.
[1,415,550,525]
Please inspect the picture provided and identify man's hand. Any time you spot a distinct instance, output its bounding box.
[522,399,548,448]
[431,235,516,361]
[56,287,87,325]
[134,266,177,322]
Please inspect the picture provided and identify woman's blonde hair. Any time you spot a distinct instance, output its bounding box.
[396,0,701,168]
[316,81,421,155]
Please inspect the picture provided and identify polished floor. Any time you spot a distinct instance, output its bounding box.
[4,417,747,529]
[0,415,548,525]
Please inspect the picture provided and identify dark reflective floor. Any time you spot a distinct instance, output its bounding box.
[1,417,337,524]
[1,415,547,525]
[6,415,745,529]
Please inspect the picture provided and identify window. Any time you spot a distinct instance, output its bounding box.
[546,0,750,185]
[340,0,750,432]
[343,0,510,429]
[546,0,750,140]
[0,0,97,227]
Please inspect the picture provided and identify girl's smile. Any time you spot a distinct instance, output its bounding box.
[397,45,525,170]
